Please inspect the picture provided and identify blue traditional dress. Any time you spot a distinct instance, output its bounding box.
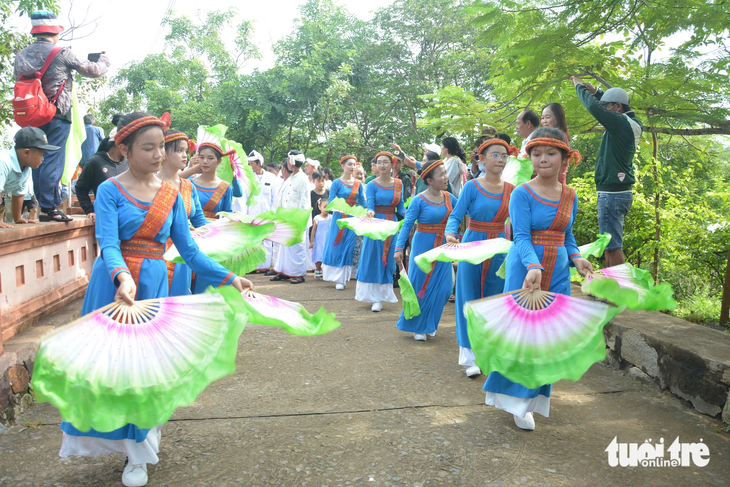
[395,191,457,334]
[167,178,208,296]
[191,177,243,293]
[444,180,514,369]
[321,178,365,286]
[483,183,580,419]
[191,177,243,220]
[62,178,237,465]
[355,179,405,304]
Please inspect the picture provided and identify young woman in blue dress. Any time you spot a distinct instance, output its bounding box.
[482,127,592,431]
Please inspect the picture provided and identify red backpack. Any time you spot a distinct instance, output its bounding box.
[13,46,65,128]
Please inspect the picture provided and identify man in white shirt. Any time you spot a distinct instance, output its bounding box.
[516,109,540,157]
[234,150,280,271]
[272,151,311,284]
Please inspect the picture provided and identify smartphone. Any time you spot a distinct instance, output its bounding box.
[87,53,102,62]
[388,133,395,141]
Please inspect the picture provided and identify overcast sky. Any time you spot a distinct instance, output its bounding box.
[11,0,395,76]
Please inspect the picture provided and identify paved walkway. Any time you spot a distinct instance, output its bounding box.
[1,274,728,486]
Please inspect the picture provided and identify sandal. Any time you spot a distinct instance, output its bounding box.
[39,209,72,222]
[270,274,287,281]
[290,277,306,284]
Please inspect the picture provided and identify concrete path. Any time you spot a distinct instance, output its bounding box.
[1,274,728,486]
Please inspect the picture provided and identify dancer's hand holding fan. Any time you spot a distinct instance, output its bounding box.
[414,238,512,273]
[31,287,248,433]
[465,289,625,389]
[326,197,367,217]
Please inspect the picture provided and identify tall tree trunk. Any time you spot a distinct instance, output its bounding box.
[721,248,730,326]
[651,133,661,282]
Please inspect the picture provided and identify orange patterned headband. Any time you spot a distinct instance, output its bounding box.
[115,116,165,146]
[164,132,189,145]
[525,137,583,165]
[478,139,509,154]
[198,142,235,158]
[420,159,444,180]
[374,151,396,163]
[340,155,357,164]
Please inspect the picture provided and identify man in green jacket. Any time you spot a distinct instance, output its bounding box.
[572,76,643,267]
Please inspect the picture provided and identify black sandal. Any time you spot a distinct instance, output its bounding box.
[290,277,306,284]
[39,209,72,222]
[270,274,287,281]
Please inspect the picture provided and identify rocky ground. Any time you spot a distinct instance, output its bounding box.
[0,273,728,486]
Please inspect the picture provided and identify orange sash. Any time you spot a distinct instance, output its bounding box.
[472,182,514,297]
[113,179,178,299]
[165,179,194,289]
[416,191,452,298]
[332,179,361,247]
[380,178,403,267]
[202,181,230,220]
[532,185,575,290]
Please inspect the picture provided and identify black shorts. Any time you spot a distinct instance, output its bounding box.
[22,195,39,211]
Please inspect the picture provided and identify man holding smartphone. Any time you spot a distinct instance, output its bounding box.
[13,10,110,223]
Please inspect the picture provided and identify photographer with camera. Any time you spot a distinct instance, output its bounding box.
[13,10,110,223]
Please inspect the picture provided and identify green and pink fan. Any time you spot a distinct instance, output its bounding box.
[501,156,534,187]
[337,216,402,241]
[581,263,677,311]
[220,207,310,246]
[397,264,421,319]
[197,125,260,206]
[31,287,248,433]
[404,196,414,209]
[326,197,368,217]
[465,289,625,389]
[220,246,267,276]
[237,290,341,336]
[164,218,275,265]
[415,238,512,273]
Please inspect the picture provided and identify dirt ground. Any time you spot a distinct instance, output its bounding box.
[1,273,728,486]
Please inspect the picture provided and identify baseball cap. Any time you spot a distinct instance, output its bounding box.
[424,143,441,154]
[392,150,405,162]
[248,150,264,164]
[14,127,60,151]
[601,87,630,106]
[481,125,498,139]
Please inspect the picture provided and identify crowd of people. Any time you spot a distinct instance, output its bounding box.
[0,9,646,487]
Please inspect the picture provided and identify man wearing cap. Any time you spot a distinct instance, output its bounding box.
[572,76,644,267]
[13,10,110,223]
[0,127,60,228]
[233,150,280,271]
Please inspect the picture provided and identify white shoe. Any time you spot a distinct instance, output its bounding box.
[427,331,436,337]
[371,302,383,312]
[122,461,148,487]
[335,283,345,290]
[513,412,535,431]
[413,333,427,341]
[465,365,481,377]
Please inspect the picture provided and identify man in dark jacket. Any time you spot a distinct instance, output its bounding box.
[13,10,110,222]
[572,76,643,267]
